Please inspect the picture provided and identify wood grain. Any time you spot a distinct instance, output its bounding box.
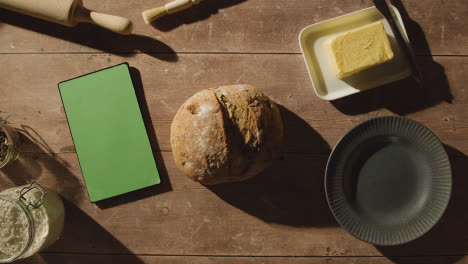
[1,151,467,257]
[0,0,467,55]
[0,54,466,155]
[15,254,468,264]
[1,0,467,262]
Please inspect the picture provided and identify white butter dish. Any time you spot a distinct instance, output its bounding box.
[299,5,412,100]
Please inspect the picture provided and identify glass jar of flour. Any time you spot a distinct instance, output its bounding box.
[0,183,65,262]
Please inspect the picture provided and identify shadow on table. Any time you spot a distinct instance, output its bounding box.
[95,67,172,209]
[0,115,156,263]
[42,199,144,264]
[0,9,177,62]
[1,127,85,202]
[151,0,247,32]
[331,0,452,116]
[208,105,337,227]
[376,145,468,264]
[1,74,171,209]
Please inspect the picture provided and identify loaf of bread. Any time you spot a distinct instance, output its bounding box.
[170,84,283,185]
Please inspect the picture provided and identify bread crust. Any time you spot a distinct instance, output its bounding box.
[171,84,283,185]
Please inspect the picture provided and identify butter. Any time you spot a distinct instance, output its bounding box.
[326,21,394,79]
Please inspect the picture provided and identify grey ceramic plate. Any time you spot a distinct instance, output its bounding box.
[325,116,452,245]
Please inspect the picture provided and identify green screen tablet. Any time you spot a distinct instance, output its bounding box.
[59,63,160,202]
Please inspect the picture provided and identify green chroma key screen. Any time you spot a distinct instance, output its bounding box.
[59,63,160,202]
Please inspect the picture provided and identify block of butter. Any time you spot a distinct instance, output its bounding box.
[326,21,394,79]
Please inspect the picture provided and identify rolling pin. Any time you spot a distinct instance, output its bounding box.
[0,0,133,35]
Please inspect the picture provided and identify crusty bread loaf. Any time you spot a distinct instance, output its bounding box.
[170,84,283,185]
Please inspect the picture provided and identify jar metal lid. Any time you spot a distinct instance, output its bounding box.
[20,182,48,209]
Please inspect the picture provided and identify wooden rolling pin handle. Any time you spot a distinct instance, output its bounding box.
[74,5,133,35]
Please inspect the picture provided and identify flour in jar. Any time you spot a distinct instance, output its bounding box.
[0,198,30,258]
[0,185,65,260]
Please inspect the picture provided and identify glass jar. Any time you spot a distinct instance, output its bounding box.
[0,120,20,169]
[0,183,65,263]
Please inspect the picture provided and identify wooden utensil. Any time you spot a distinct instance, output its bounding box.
[0,0,133,35]
[372,0,422,84]
[142,0,200,24]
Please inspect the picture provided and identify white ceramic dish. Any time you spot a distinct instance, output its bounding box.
[299,5,412,100]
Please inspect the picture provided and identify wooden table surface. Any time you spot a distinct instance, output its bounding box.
[1,0,467,263]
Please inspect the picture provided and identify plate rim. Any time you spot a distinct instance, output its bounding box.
[324,116,452,245]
